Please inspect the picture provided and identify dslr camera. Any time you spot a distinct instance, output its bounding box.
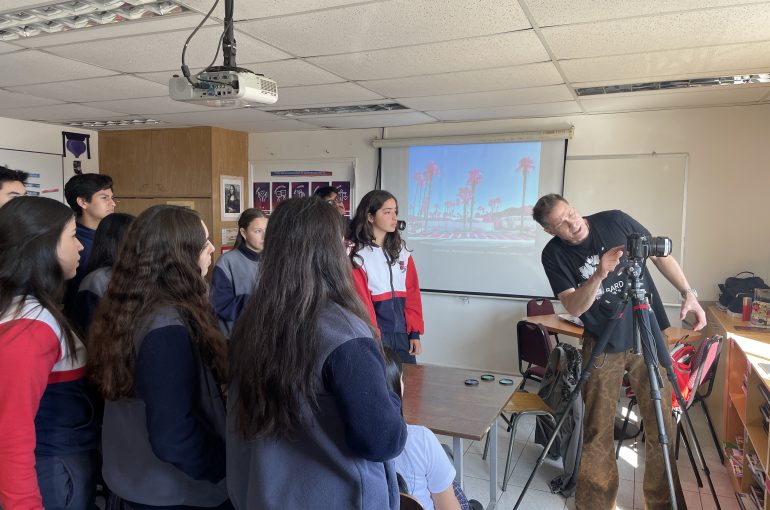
[626,233,672,260]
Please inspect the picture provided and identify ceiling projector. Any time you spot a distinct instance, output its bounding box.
[169,67,278,107]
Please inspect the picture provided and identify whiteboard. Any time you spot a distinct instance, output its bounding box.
[0,147,65,203]
[563,153,687,304]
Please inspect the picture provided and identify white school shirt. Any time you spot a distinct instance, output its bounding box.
[394,424,456,510]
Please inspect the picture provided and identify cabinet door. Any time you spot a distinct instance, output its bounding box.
[152,128,212,197]
[99,131,153,196]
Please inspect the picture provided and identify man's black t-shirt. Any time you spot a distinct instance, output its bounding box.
[541,210,671,352]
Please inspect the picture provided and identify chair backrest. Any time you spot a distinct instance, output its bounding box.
[400,492,426,510]
[684,335,723,409]
[517,320,554,373]
[527,298,555,317]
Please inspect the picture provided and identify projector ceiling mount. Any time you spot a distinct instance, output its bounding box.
[169,0,278,107]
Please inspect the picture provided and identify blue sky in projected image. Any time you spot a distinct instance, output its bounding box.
[408,143,541,214]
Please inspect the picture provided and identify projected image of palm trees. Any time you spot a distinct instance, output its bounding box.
[407,143,540,242]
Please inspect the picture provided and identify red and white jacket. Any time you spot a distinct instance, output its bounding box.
[352,245,424,339]
[0,297,95,510]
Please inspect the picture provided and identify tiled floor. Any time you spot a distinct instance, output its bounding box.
[441,388,742,510]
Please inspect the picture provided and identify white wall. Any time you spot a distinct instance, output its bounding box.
[0,116,99,183]
[249,103,770,373]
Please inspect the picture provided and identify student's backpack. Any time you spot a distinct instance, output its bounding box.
[534,343,583,497]
[718,271,769,313]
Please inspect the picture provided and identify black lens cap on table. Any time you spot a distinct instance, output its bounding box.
[499,378,514,386]
[464,378,480,386]
[480,374,495,381]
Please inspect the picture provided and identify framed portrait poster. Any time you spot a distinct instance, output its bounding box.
[221,175,243,221]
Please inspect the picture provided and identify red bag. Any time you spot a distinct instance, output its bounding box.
[670,343,695,409]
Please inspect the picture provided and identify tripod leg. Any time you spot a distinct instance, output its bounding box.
[701,400,725,464]
[679,424,703,488]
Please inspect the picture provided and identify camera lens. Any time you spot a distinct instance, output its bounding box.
[649,236,672,257]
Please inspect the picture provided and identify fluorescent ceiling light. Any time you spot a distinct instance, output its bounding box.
[0,1,189,41]
[269,103,409,117]
[576,73,770,96]
[66,118,162,128]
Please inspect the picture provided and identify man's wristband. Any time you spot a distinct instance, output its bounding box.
[680,288,698,299]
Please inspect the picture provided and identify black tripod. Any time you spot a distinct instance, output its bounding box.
[513,258,720,509]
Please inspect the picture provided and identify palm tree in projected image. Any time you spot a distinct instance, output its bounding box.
[421,161,440,230]
[466,168,483,232]
[411,171,424,217]
[516,156,534,230]
[457,186,471,231]
[444,200,453,218]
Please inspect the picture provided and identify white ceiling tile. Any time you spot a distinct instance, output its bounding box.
[0,41,22,54]
[360,62,564,98]
[0,103,126,122]
[426,101,582,121]
[397,85,574,111]
[150,108,282,125]
[45,26,290,74]
[81,96,221,115]
[6,75,168,103]
[204,119,322,133]
[561,42,770,86]
[526,0,770,27]
[13,13,217,48]
[0,49,117,87]
[238,0,529,57]
[542,3,770,59]
[176,0,366,20]
[298,111,437,129]
[0,89,62,109]
[275,82,383,107]
[578,85,770,113]
[308,31,549,81]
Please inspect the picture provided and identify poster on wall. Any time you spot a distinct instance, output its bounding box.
[332,181,352,217]
[271,182,289,210]
[253,182,270,213]
[290,182,310,198]
[311,181,331,195]
[221,175,243,221]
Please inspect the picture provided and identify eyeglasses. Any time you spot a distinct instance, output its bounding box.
[551,207,579,231]
[326,196,343,204]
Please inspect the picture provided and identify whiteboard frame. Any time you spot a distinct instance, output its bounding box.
[564,152,689,307]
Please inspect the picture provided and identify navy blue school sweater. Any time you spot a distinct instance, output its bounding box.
[226,303,407,509]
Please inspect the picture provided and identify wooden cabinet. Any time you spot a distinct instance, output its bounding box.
[99,130,153,196]
[99,126,248,261]
[714,306,770,507]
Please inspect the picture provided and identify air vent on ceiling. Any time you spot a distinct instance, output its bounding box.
[269,103,409,117]
[576,73,770,97]
[66,118,163,128]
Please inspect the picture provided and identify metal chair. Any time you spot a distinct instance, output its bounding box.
[526,298,560,346]
[482,390,555,491]
[686,337,725,464]
[517,320,554,390]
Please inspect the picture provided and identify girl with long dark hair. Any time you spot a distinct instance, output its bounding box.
[211,208,267,337]
[0,196,97,510]
[71,212,135,335]
[349,190,425,363]
[227,197,406,509]
[88,205,230,510]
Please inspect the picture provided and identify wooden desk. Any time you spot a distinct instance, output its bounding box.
[403,364,516,509]
[523,313,702,346]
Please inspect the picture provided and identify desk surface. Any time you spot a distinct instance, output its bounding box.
[523,314,702,345]
[402,364,516,441]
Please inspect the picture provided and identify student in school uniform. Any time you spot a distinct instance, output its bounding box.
[349,190,424,364]
[63,173,115,317]
[0,165,28,207]
[71,212,135,336]
[211,208,268,337]
[88,205,230,510]
[0,196,98,510]
[227,197,406,510]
